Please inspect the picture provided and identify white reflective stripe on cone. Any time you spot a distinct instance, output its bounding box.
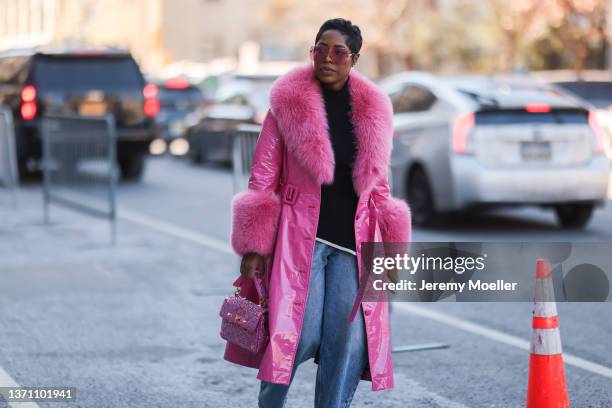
[533,301,558,318]
[531,328,563,355]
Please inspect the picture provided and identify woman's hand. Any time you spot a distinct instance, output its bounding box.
[386,266,398,295]
[240,252,265,279]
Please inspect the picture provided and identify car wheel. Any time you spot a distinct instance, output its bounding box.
[16,159,33,180]
[188,146,201,163]
[407,166,437,226]
[554,203,594,229]
[187,134,202,164]
[118,155,146,181]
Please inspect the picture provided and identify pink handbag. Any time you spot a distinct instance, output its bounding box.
[219,270,269,353]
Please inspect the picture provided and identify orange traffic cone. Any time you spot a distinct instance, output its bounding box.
[526,258,570,408]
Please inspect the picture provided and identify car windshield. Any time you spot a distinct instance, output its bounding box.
[445,77,578,108]
[475,110,588,125]
[215,78,274,113]
[158,86,204,101]
[33,55,143,90]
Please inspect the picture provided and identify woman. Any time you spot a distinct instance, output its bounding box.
[226,18,412,408]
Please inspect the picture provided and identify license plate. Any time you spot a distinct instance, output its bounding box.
[170,120,185,136]
[79,101,107,116]
[521,141,551,161]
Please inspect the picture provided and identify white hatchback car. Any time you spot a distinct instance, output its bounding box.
[378,73,610,229]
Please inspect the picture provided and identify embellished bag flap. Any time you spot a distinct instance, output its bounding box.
[219,295,266,332]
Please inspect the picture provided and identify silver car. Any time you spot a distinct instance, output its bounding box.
[185,76,275,165]
[378,73,610,229]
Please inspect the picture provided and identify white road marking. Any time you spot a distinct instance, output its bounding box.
[0,367,41,408]
[394,303,612,380]
[117,206,234,254]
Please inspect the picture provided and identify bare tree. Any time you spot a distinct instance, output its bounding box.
[257,0,612,75]
[554,0,610,71]
[487,0,550,71]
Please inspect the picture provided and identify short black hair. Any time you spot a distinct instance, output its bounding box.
[315,18,363,55]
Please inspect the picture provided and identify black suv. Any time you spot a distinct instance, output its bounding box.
[0,48,158,180]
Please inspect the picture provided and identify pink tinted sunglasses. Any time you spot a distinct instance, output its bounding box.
[309,44,356,65]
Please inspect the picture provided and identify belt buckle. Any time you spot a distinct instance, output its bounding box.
[283,183,298,205]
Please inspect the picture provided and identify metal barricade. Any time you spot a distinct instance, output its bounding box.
[231,123,262,193]
[0,106,20,207]
[42,113,117,244]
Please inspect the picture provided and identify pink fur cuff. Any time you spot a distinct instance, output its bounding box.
[378,197,412,243]
[230,189,282,256]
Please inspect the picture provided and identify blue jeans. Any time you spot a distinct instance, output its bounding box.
[258,241,368,408]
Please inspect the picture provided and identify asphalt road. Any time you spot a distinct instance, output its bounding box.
[0,155,611,407]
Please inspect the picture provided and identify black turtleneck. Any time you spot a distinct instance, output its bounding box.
[315,75,359,254]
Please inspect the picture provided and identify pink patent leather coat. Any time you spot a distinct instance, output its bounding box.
[226,62,412,391]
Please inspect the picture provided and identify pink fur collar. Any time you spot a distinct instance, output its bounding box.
[269,63,394,195]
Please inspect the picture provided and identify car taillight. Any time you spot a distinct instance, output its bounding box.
[143,83,160,117]
[20,85,37,121]
[164,78,190,89]
[452,112,475,154]
[525,103,551,113]
[588,110,606,154]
